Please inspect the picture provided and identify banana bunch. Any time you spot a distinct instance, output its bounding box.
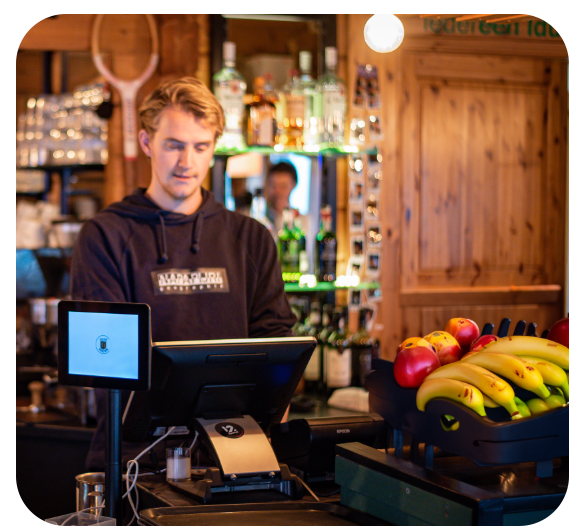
[424,363,523,419]
[415,334,569,423]
[416,378,487,417]
[460,351,550,398]
[479,335,569,370]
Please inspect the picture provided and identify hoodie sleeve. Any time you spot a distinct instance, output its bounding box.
[70,219,127,302]
[247,226,297,338]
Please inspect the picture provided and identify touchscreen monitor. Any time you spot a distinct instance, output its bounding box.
[58,300,151,391]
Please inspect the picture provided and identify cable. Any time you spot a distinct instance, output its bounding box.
[295,475,321,502]
[123,426,178,524]
[317,488,341,497]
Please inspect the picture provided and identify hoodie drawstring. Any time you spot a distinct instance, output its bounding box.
[157,213,168,263]
[191,211,204,254]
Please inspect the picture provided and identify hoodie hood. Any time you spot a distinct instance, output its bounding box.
[105,188,224,262]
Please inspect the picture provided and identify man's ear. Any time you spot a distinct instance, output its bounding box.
[139,129,152,157]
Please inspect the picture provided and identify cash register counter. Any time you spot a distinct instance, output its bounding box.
[16,395,568,525]
[16,395,378,524]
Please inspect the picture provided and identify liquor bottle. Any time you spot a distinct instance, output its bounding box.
[316,205,337,282]
[279,69,303,148]
[293,298,309,336]
[318,47,347,149]
[212,41,246,150]
[293,216,308,274]
[350,308,378,387]
[247,76,277,147]
[263,74,282,139]
[250,188,275,237]
[303,302,323,393]
[277,208,300,280]
[297,51,320,150]
[324,306,353,395]
[318,304,334,393]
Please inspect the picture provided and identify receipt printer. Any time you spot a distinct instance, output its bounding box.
[270,414,386,481]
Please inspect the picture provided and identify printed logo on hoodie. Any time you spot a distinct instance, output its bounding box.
[151,268,229,295]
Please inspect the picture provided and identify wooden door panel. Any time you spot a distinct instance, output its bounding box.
[394,51,566,360]
[402,51,565,290]
[417,81,547,284]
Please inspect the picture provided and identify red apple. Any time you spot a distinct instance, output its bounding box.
[444,318,480,354]
[397,337,437,355]
[547,317,569,348]
[393,345,441,388]
[424,331,462,365]
[469,334,498,353]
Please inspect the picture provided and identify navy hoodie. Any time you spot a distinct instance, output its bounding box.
[71,187,296,469]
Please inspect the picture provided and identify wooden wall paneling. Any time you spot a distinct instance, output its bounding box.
[19,15,94,51]
[401,52,421,293]
[195,14,212,87]
[401,304,557,340]
[544,59,568,290]
[405,53,559,289]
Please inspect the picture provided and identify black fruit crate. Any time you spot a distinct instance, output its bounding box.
[366,359,569,473]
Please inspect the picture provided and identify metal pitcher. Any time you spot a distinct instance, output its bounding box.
[76,472,105,515]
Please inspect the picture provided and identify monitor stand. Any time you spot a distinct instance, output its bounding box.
[167,415,302,504]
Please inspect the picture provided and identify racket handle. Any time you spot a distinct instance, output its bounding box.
[124,159,137,194]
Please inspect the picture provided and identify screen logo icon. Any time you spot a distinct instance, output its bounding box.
[215,422,244,438]
[96,335,110,354]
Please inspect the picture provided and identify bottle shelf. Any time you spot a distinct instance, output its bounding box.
[284,280,380,293]
[214,146,377,158]
[16,163,106,171]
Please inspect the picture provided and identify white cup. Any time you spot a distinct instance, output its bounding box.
[166,447,191,481]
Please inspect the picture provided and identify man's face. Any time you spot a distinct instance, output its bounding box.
[265,172,296,213]
[139,106,216,214]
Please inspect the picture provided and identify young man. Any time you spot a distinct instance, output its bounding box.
[71,77,296,470]
[264,160,298,235]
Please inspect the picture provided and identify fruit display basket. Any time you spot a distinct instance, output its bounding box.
[366,359,569,471]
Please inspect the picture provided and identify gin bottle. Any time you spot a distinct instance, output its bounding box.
[212,41,246,150]
[318,47,347,149]
[297,51,320,150]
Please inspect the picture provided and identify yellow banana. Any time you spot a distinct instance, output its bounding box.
[461,351,550,398]
[416,378,486,416]
[425,362,522,419]
[519,356,569,401]
[481,335,569,370]
[483,395,500,408]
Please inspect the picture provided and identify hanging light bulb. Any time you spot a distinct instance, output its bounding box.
[364,14,405,53]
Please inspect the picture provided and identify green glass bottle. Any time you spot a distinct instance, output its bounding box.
[316,205,337,282]
[303,301,323,393]
[350,308,378,387]
[324,306,352,395]
[278,208,300,281]
[318,304,334,394]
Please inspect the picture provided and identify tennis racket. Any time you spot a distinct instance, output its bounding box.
[91,14,159,193]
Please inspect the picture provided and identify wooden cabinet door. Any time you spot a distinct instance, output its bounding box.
[399,52,567,341]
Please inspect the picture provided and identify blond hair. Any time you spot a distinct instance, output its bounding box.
[139,77,224,139]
